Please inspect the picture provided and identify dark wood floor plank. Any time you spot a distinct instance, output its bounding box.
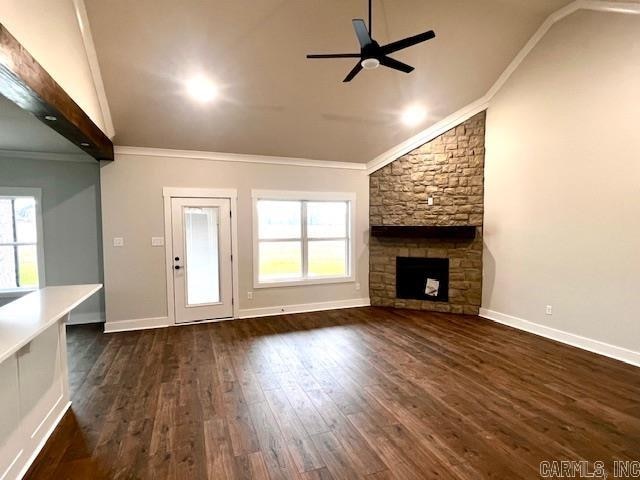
[247,400,304,480]
[246,451,271,480]
[283,384,331,436]
[303,387,387,476]
[310,432,361,480]
[24,307,640,480]
[203,416,238,480]
[212,326,261,457]
[263,388,325,472]
[301,467,334,480]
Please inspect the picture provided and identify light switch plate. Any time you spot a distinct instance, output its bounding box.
[113,237,124,247]
[151,237,165,246]
[427,197,434,206]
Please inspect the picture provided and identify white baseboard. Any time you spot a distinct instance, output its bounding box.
[479,308,640,368]
[238,298,371,319]
[103,316,170,333]
[103,299,371,333]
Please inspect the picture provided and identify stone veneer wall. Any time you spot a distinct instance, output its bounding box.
[369,111,485,314]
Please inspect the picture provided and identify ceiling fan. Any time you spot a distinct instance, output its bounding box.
[306,0,436,82]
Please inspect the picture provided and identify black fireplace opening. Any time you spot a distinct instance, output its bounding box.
[396,257,449,302]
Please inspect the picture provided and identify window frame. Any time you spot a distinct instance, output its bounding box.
[252,190,356,288]
[0,187,45,298]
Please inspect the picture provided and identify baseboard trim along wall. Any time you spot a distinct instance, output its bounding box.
[479,308,640,368]
[103,316,171,333]
[103,298,371,333]
[238,298,371,319]
[68,312,105,325]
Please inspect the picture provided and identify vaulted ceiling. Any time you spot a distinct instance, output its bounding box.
[84,0,573,163]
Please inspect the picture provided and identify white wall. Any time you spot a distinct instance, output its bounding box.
[483,10,640,356]
[0,0,108,134]
[0,156,105,323]
[99,152,369,326]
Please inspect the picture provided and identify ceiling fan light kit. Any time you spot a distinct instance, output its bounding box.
[361,58,380,70]
[306,0,436,82]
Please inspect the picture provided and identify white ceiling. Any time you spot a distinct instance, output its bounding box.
[84,0,573,163]
[0,95,92,159]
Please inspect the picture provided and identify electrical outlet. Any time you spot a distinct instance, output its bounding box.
[151,236,164,246]
[113,237,124,247]
[247,291,253,300]
[355,282,361,291]
[545,305,553,315]
[427,197,434,206]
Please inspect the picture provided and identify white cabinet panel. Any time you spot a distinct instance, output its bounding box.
[17,323,63,443]
[0,354,23,480]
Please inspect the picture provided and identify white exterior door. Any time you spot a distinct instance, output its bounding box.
[171,197,233,323]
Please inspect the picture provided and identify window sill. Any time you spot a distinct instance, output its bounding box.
[254,276,355,289]
[0,288,37,299]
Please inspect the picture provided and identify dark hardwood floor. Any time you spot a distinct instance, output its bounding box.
[26,307,640,479]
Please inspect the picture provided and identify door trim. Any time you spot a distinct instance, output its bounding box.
[163,187,240,325]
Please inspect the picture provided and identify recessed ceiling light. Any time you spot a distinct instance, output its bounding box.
[186,75,218,103]
[80,142,90,147]
[44,115,57,121]
[401,105,427,127]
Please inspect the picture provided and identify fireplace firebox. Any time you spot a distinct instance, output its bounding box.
[396,257,449,302]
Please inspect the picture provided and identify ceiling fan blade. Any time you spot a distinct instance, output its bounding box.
[343,62,363,82]
[381,30,435,55]
[379,56,415,74]
[352,19,372,48]
[307,53,361,59]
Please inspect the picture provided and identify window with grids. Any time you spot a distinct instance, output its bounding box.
[254,194,353,286]
[0,191,42,292]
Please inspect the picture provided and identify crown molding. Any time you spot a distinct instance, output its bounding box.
[72,0,115,139]
[115,146,368,170]
[366,0,640,174]
[484,0,640,100]
[0,149,93,163]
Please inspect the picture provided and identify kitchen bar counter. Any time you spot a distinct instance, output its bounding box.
[0,284,102,480]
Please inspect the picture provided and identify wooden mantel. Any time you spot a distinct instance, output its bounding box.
[0,23,114,161]
[370,225,477,240]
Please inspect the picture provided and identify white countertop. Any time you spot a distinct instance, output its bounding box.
[0,284,102,363]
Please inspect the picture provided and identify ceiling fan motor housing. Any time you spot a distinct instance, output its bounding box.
[362,41,381,58]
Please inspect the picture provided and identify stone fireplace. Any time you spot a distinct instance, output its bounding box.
[369,111,485,315]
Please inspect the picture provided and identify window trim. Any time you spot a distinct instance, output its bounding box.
[252,190,356,288]
[0,187,45,297]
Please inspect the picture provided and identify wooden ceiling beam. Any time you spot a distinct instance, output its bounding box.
[0,23,113,161]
